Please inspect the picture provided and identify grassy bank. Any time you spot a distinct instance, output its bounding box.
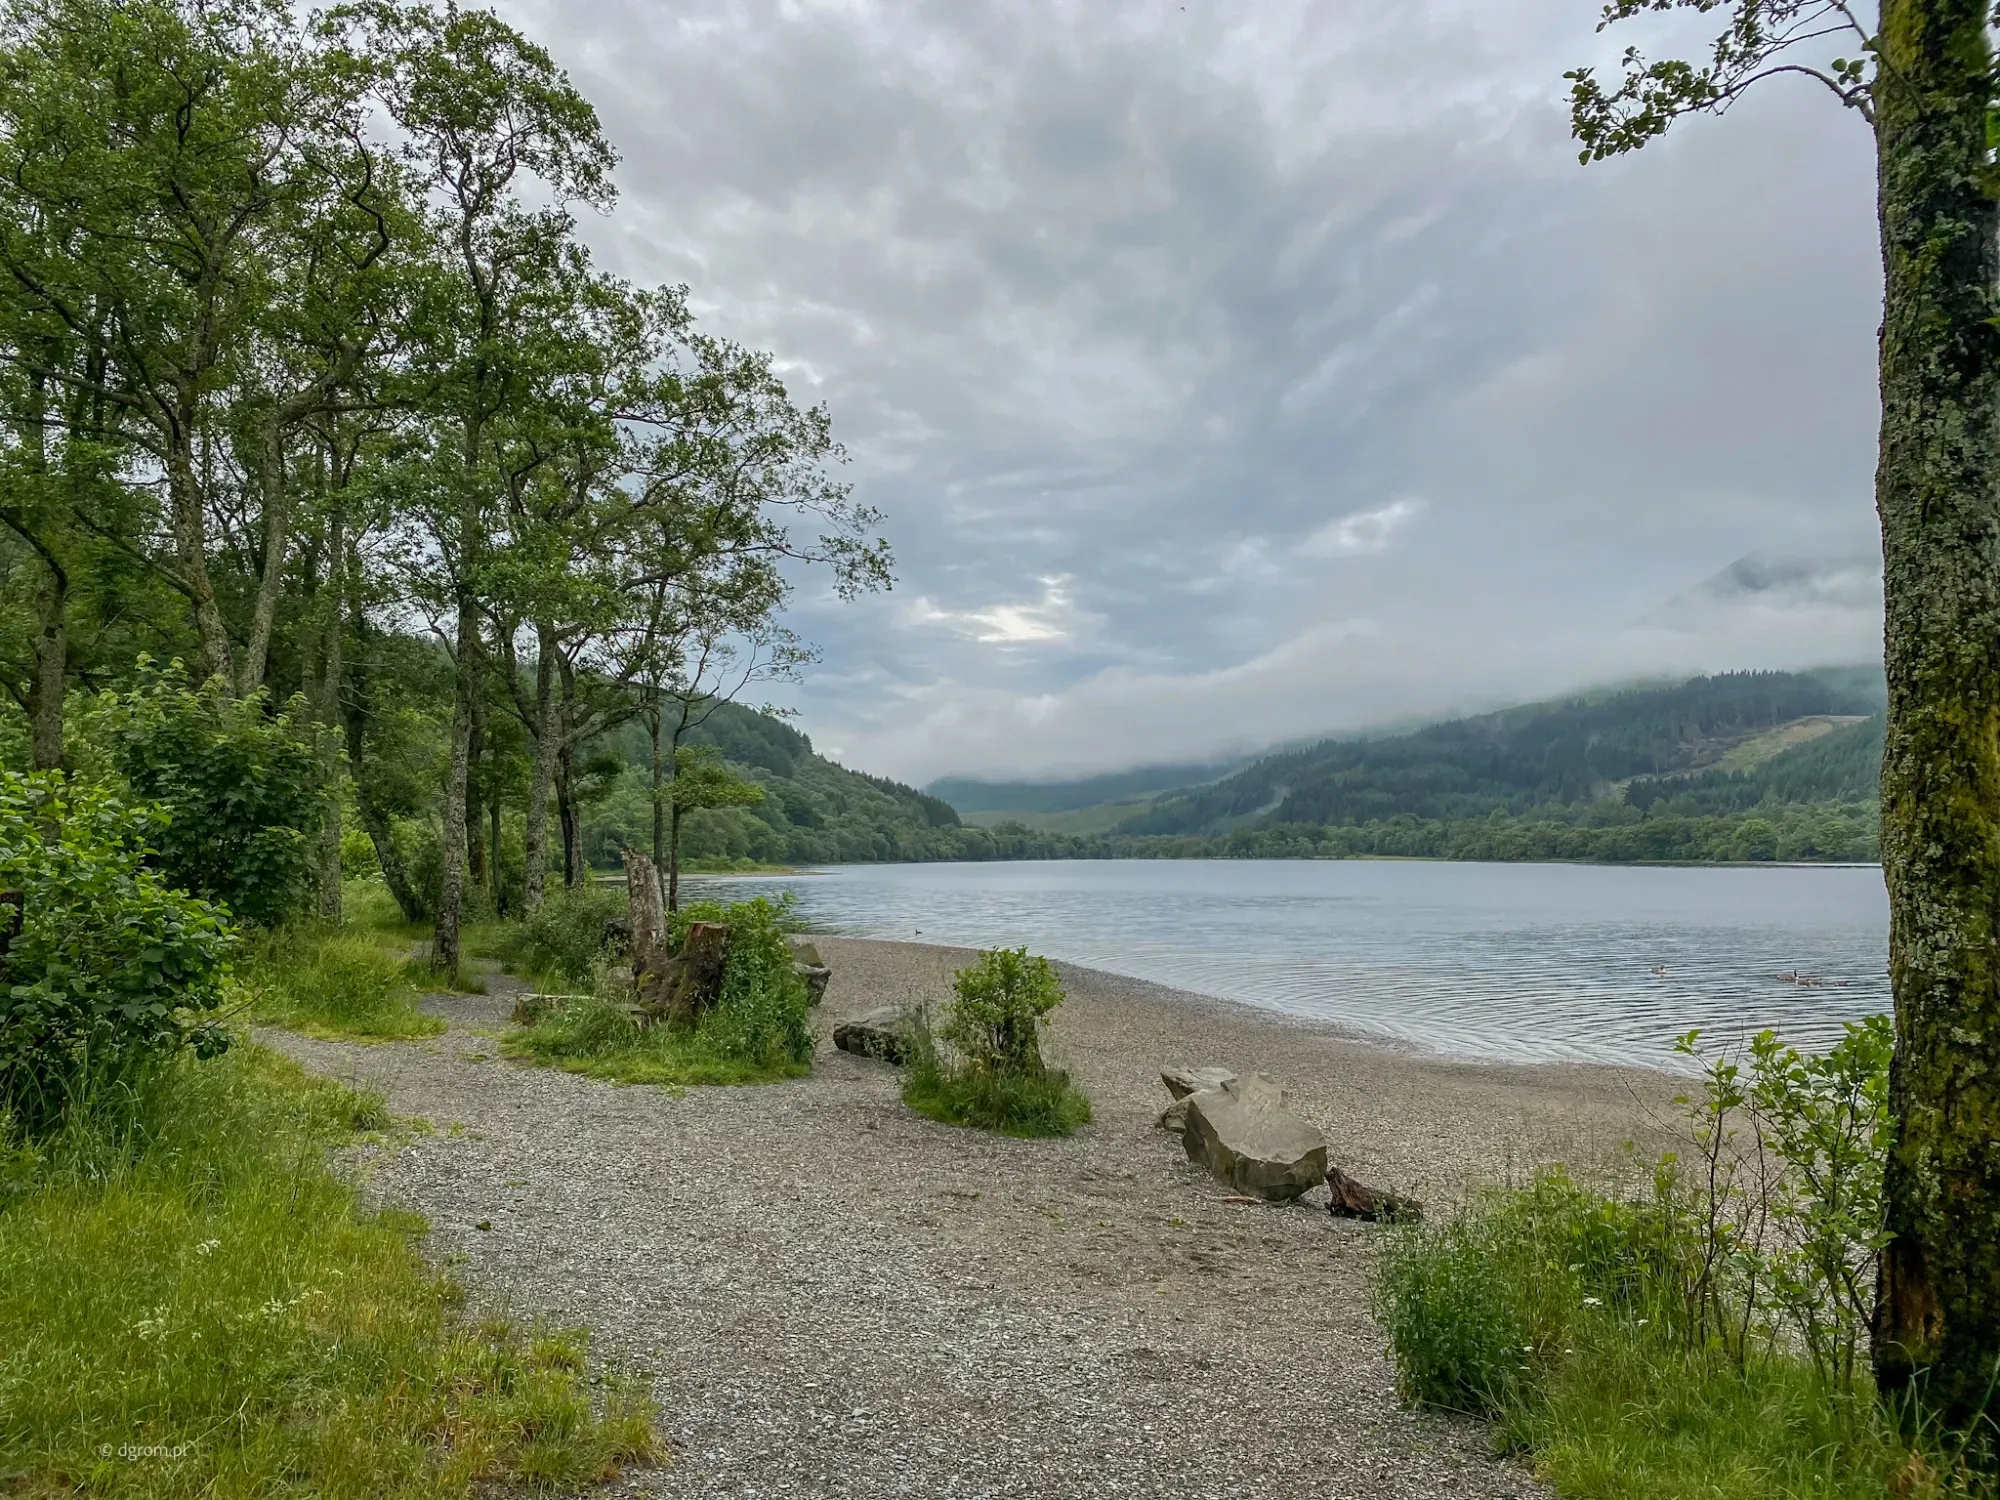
[0,1046,656,1497]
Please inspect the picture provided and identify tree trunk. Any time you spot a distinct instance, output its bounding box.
[1870,0,2000,1434]
[165,432,233,687]
[27,562,65,772]
[19,367,65,771]
[557,743,578,887]
[466,684,487,896]
[489,794,503,916]
[240,422,291,696]
[649,685,666,869]
[434,595,475,975]
[522,628,557,916]
[668,799,683,914]
[316,508,345,924]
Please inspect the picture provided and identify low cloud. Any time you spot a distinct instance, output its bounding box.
[507,0,1883,784]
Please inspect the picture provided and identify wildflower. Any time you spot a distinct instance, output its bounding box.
[195,1240,220,1257]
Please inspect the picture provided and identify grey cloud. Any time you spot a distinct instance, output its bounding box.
[501,0,1883,781]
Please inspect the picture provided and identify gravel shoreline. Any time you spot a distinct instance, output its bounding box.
[267,936,1683,1499]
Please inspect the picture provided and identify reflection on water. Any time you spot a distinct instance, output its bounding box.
[687,859,1890,1069]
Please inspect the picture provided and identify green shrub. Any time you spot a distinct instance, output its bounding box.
[939,946,1065,1073]
[1373,1018,1995,1498]
[239,928,444,1040]
[0,771,235,1136]
[84,661,325,926]
[899,949,1091,1137]
[1373,1204,1536,1415]
[673,896,813,1072]
[511,884,626,989]
[0,1045,657,1496]
[505,896,812,1086]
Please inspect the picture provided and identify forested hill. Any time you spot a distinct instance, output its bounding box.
[575,703,1060,867]
[1121,669,1883,836]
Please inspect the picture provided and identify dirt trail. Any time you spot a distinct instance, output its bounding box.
[269,936,1675,1499]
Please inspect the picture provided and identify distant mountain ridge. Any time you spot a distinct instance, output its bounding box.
[1121,668,1885,838]
[928,760,1246,817]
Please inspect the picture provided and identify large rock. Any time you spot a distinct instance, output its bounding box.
[1157,1065,1238,1132]
[1181,1073,1327,1201]
[833,1006,918,1064]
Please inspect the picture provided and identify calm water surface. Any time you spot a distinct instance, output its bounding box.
[688,860,1890,1069]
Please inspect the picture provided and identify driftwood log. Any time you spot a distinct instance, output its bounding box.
[1325,1165,1423,1223]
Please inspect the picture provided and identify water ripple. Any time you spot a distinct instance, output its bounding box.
[688,859,1889,1069]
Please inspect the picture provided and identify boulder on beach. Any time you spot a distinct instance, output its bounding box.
[833,1006,918,1064]
[1156,1066,1237,1133]
[1326,1165,1422,1223]
[1181,1073,1327,1200]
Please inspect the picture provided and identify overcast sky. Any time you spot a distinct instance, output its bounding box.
[500,0,1883,784]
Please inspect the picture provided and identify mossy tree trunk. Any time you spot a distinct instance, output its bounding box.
[1870,0,2000,1431]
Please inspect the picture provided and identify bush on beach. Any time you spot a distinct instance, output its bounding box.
[901,947,1092,1138]
[506,883,627,990]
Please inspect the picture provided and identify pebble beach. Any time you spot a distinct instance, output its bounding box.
[268,935,1685,1499]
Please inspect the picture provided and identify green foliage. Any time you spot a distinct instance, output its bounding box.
[506,895,812,1086]
[941,947,1065,1074]
[0,1043,657,1496]
[669,895,813,1073]
[85,663,325,925]
[670,743,765,815]
[1373,1017,1993,1497]
[898,948,1091,1137]
[0,770,234,1136]
[510,884,624,989]
[238,926,443,1040]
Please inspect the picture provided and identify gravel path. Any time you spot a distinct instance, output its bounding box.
[267,936,1681,1499]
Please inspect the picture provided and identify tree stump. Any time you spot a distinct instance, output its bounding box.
[623,849,666,965]
[632,919,732,1027]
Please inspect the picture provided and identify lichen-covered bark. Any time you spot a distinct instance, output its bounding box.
[1870,0,2000,1431]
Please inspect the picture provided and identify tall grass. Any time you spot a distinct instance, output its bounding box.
[238,926,444,1040]
[0,1046,656,1497]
